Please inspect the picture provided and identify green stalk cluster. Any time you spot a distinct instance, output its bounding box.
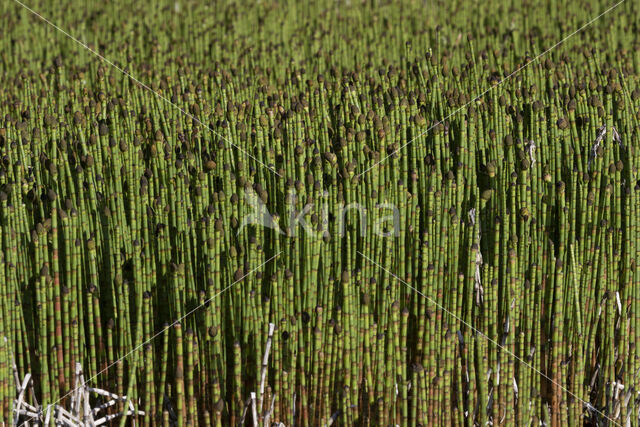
[1,0,639,425]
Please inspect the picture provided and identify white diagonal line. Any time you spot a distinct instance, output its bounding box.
[20,251,281,425]
[356,0,626,179]
[357,250,620,426]
[11,0,281,177]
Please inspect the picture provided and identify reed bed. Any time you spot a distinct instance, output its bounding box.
[1,0,640,425]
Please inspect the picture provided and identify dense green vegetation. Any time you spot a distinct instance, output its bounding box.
[1,0,640,425]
